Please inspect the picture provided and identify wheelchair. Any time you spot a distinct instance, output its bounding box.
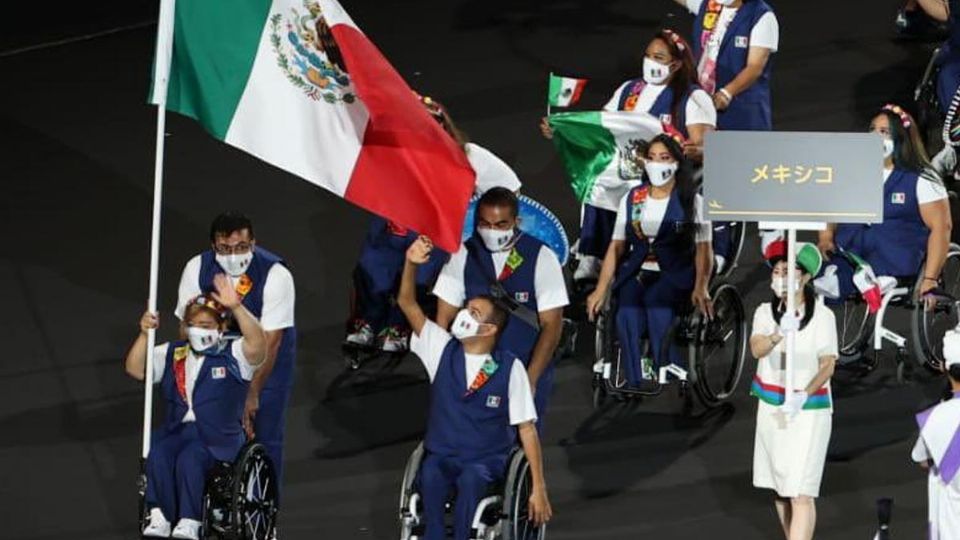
[138,441,279,540]
[398,443,545,540]
[591,275,748,409]
[915,45,945,153]
[831,243,960,381]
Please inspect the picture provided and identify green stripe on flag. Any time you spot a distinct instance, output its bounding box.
[153,0,273,139]
[548,111,617,203]
[547,73,562,106]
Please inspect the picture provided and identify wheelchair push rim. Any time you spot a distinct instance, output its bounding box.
[912,245,960,371]
[503,451,545,540]
[833,297,873,358]
[231,443,278,540]
[691,283,747,405]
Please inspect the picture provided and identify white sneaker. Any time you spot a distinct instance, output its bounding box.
[574,256,600,281]
[171,518,201,540]
[379,327,409,353]
[345,322,375,347]
[143,508,171,538]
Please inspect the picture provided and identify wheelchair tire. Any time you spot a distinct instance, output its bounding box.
[398,442,425,539]
[229,442,278,540]
[137,463,148,535]
[911,244,960,371]
[831,299,874,359]
[717,222,747,281]
[691,283,747,406]
[502,449,545,540]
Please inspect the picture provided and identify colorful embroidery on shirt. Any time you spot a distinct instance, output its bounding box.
[236,274,253,298]
[172,345,190,401]
[622,79,646,112]
[465,357,499,397]
[498,249,524,281]
[630,185,651,239]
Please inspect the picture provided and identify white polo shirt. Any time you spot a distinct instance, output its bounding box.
[410,320,537,425]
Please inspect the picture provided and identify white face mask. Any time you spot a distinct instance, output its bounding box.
[644,161,678,187]
[771,275,803,297]
[882,138,894,159]
[187,326,222,353]
[451,309,482,341]
[642,57,672,85]
[715,0,736,6]
[477,227,515,252]
[215,252,253,277]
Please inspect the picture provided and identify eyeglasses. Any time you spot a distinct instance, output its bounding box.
[213,242,252,255]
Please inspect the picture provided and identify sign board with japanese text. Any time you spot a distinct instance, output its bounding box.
[703,132,884,224]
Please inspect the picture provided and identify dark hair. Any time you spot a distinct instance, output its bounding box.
[477,187,519,219]
[949,364,960,383]
[646,134,697,238]
[875,108,930,173]
[209,211,255,242]
[650,29,697,126]
[418,94,470,149]
[474,294,509,337]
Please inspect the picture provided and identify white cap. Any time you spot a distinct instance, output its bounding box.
[943,330,960,368]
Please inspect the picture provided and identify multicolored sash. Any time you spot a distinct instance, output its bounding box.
[464,356,499,397]
[172,344,190,402]
[750,375,831,410]
[697,0,725,94]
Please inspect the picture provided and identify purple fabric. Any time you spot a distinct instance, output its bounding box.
[938,424,960,484]
[917,406,935,430]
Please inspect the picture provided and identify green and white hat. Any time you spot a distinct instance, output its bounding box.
[795,242,823,276]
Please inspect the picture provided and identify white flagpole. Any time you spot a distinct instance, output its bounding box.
[784,228,798,406]
[142,0,177,460]
[547,72,553,117]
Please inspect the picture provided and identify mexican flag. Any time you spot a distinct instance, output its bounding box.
[150,0,475,252]
[547,73,587,108]
[548,111,663,211]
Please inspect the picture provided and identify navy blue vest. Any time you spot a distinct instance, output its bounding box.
[613,185,697,291]
[615,79,694,138]
[464,233,542,364]
[693,0,775,130]
[198,247,296,389]
[424,341,517,460]
[836,169,929,278]
[159,341,249,461]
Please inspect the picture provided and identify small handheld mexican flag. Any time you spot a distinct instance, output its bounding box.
[548,73,587,108]
[844,250,895,313]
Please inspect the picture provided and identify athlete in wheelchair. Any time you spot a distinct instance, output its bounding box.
[125,275,278,540]
[816,105,959,377]
[585,134,747,406]
[396,237,551,540]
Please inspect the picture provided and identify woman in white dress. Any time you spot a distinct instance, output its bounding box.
[749,242,837,540]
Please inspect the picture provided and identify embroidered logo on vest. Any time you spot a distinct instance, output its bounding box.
[211,367,227,379]
[734,36,748,48]
[236,274,253,298]
[499,249,525,281]
[486,395,502,408]
[891,193,906,204]
[515,291,530,303]
[465,357,499,397]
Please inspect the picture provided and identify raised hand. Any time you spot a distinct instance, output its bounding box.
[406,235,434,265]
[211,273,241,309]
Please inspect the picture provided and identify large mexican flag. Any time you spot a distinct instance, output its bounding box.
[548,111,663,211]
[150,0,474,252]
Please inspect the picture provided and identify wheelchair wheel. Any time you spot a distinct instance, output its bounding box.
[229,443,278,540]
[398,442,425,539]
[911,244,960,370]
[690,283,747,406]
[502,449,545,540]
[832,298,874,358]
[915,46,944,152]
[716,222,746,280]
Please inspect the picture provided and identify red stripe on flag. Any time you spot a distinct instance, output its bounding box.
[570,79,587,106]
[330,24,475,253]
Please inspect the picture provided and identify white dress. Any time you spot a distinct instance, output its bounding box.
[751,298,837,498]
